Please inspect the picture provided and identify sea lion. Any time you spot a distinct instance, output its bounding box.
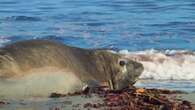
[0,40,143,98]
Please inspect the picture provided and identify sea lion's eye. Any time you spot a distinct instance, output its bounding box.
[119,60,126,66]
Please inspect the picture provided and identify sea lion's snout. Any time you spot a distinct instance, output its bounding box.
[126,60,143,83]
[114,58,144,90]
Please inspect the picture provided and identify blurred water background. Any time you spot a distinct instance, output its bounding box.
[0,0,195,50]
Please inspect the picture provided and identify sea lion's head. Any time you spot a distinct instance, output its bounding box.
[94,50,144,90]
[113,58,143,90]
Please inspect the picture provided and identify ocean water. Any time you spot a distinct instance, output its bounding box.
[0,0,195,92]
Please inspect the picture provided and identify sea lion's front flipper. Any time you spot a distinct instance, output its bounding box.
[82,80,108,93]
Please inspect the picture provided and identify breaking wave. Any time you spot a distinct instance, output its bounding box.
[0,36,10,46]
[118,49,195,80]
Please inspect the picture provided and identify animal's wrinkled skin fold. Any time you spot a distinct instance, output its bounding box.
[0,40,143,97]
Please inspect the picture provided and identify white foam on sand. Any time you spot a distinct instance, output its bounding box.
[117,49,195,80]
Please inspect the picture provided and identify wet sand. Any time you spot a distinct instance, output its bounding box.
[179,93,195,104]
[0,87,194,110]
[0,94,103,110]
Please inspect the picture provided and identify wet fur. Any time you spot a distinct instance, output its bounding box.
[0,40,143,98]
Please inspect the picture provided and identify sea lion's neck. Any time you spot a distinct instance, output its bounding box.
[91,50,112,82]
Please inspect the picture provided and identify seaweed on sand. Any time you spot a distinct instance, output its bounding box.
[50,86,194,110]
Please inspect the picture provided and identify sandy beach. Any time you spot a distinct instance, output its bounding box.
[0,87,195,110]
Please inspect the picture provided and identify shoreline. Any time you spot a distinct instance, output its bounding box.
[0,87,194,110]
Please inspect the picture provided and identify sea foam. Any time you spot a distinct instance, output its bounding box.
[0,36,10,46]
[117,49,195,80]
